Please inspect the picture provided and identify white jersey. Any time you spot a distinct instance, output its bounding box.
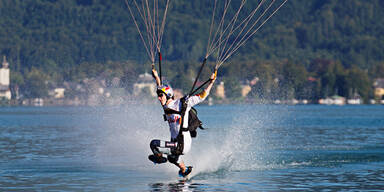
[163,94,206,140]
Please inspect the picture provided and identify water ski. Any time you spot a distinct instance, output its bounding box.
[179,166,193,178]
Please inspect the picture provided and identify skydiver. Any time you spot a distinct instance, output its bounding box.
[148,67,216,177]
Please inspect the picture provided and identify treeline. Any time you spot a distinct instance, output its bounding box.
[220,58,384,102]
[1,0,384,100]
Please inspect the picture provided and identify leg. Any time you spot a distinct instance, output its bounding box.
[169,132,193,176]
[172,157,191,177]
[167,153,185,171]
[149,139,162,155]
[178,132,192,176]
[149,139,177,164]
[150,139,177,155]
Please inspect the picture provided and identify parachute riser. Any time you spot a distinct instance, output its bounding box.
[188,66,218,97]
[189,76,214,97]
[158,51,162,85]
[189,58,207,95]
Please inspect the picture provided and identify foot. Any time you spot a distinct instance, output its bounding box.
[148,154,167,164]
[178,166,193,177]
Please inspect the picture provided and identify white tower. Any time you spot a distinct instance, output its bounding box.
[0,56,11,99]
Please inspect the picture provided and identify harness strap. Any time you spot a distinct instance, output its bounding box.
[163,108,181,115]
[177,97,188,155]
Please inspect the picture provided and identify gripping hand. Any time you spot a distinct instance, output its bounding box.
[151,65,158,78]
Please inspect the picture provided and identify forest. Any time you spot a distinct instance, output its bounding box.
[0,0,384,102]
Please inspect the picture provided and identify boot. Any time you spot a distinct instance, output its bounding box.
[178,166,193,177]
[148,154,167,164]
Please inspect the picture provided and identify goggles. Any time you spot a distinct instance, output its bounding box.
[157,92,165,97]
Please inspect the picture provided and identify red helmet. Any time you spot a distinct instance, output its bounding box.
[157,84,174,99]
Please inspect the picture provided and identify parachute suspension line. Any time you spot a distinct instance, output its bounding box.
[207,0,248,59]
[219,0,288,68]
[213,0,235,66]
[126,0,156,62]
[144,0,157,62]
[203,0,288,69]
[218,0,273,66]
[216,0,247,65]
[158,0,170,52]
[206,0,218,59]
[138,0,156,62]
[212,0,268,68]
[208,0,247,59]
[146,0,157,53]
[206,0,232,58]
[125,0,152,62]
[125,0,170,64]
[217,0,265,63]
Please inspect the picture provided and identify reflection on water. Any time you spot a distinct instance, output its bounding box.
[148,164,384,192]
[149,181,195,192]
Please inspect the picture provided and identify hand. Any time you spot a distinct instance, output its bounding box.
[152,68,158,78]
[210,71,217,81]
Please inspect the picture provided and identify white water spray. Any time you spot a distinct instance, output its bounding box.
[93,104,284,177]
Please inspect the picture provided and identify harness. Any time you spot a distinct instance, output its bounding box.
[163,96,204,155]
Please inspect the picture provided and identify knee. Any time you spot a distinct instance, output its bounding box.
[150,139,160,150]
[167,155,179,164]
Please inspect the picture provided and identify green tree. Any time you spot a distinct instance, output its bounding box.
[280,61,307,99]
[223,76,242,100]
[370,62,384,79]
[22,68,49,98]
[251,62,276,100]
[346,66,372,102]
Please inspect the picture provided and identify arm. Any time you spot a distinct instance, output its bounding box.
[187,71,217,106]
[151,65,161,86]
[198,71,217,100]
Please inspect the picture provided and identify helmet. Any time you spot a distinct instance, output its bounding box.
[157,84,174,99]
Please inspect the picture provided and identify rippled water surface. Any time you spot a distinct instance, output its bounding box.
[1,105,384,191]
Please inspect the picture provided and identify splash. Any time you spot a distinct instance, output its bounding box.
[93,103,176,173]
[185,106,274,177]
[93,104,288,176]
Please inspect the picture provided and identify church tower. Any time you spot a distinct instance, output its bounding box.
[0,56,11,100]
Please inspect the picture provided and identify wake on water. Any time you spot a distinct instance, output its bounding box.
[85,103,384,180]
[91,102,272,178]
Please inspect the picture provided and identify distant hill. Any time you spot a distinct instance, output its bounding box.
[1,0,383,78]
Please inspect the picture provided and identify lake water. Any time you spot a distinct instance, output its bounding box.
[1,104,384,191]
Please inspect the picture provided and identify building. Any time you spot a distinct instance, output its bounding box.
[215,81,225,99]
[374,78,384,100]
[53,88,65,99]
[241,84,251,97]
[0,56,11,100]
[133,72,157,97]
[347,91,362,105]
[318,95,346,105]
